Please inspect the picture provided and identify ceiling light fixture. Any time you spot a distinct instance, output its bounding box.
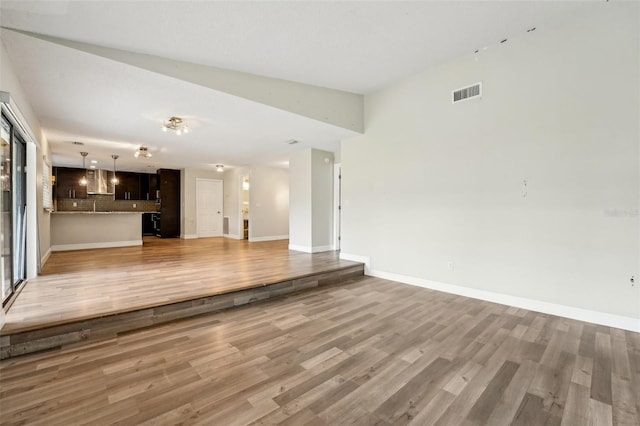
[79,152,88,186]
[111,155,119,185]
[134,146,152,158]
[161,116,190,135]
[216,164,224,172]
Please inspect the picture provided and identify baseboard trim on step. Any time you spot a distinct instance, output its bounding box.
[339,253,371,273]
[289,244,335,253]
[224,234,243,240]
[249,235,289,242]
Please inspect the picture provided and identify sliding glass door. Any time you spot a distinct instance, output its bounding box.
[1,113,27,305]
[1,115,11,302]
[13,131,26,286]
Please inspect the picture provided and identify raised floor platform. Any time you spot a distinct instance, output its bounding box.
[1,238,364,359]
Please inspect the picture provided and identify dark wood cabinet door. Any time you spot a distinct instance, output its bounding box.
[114,172,141,200]
[127,173,141,200]
[54,167,88,199]
[114,172,128,200]
[139,173,158,200]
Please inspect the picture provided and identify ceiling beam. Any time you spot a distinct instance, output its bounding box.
[3,28,364,133]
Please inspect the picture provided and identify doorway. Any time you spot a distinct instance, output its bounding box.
[240,175,250,240]
[196,178,223,238]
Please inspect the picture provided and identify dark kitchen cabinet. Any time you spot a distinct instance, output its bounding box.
[54,167,88,199]
[115,172,157,200]
[114,172,140,200]
[140,173,158,201]
[157,168,180,238]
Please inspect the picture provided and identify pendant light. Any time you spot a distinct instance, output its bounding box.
[111,155,119,185]
[79,152,88,185]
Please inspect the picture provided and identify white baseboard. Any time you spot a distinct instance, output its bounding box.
[339,253,371,273]
[224,233,243,240]
[182,234,198,240]
[289,244,335,253]
[51,240,143,252]
[250,235,289,242]
[366,268,639,333]
[40,248,52,268]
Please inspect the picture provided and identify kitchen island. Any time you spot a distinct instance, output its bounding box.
[51,211,143,251]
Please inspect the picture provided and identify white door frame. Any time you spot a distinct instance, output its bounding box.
[333,163,341,251]
[196,178,223,238]
[238,174,250,240]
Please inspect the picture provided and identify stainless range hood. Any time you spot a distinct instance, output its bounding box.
[86,169,115,195]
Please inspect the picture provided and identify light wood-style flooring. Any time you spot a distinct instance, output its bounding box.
[2,238,358,334]
[1,275,638,425]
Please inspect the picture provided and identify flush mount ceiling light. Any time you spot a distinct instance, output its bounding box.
[216,164,224,172]
[134,146,152,158]
[161,116,190,135]
[79,152,88,186]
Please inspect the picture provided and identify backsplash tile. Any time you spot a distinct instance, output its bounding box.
[56,194,157,212]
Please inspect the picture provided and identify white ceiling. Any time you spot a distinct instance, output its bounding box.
[0,0,604,172]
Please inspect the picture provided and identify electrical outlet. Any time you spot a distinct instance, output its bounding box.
[631,276,635,287]
[133,203,136,208]
[72,202,77,207]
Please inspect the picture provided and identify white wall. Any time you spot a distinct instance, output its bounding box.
[250,166,289,241]
[0,36,52,327]
[0,38,52,270]
[289,149,312,248]
[223,166,289,241]
[341,4,639,328]
[289,148,335,252]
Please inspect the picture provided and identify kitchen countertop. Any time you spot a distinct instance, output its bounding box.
[52,211,149,214]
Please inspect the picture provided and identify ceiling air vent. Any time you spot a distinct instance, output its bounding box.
[452,82,482,103]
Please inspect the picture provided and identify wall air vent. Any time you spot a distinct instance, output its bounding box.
[452,82,482,103]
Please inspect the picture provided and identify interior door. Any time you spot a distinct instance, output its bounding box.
[196,179,223,238]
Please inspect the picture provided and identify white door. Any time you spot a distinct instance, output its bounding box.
[196,179,223,237]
